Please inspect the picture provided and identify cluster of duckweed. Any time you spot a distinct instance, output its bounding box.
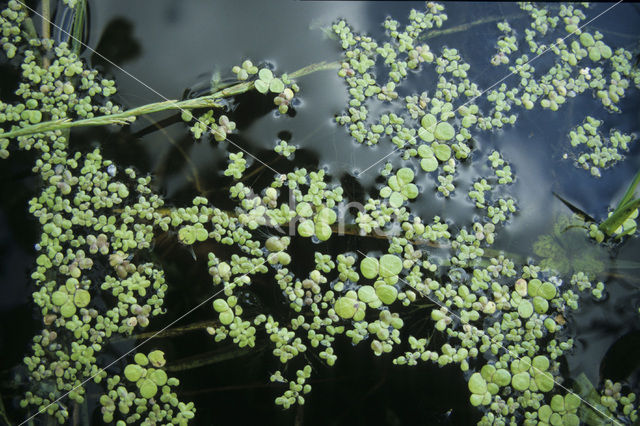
[491,21,518,66]
[597,380,638,423]
[1,1,639,425]
[566,116,635,177]
[100,350,195,424]
[0,3,197,423]
[21,142,179,420]
[182,111,236,141]
[253,67,300,115]
[329,3,638,425]
[274,138,296,158]
[0,8,120,159]
[509,4,640,114]
[224,151,247,179]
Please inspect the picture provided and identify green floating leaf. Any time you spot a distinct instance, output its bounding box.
[396,167,414,186]
[297,220,315,237]
[379,254,402,277]
[335,297,356,319]
[269,78,285,93]
[468,372,487,394]
[389,191,404,208]
[402,183,419,199]
[420,157,439,172]
[258,68,273,82]
[511,371,530,391]
[124,364,145,382]
[148,350,166,367]
[433,143,451,161]
[316,207,337,224]
[315,222,332,241]
[73,289,91,307]
[360,257,379,279]
[421,113,437,131]
[434,122,455,141]
[138,379,158,399]
[51,290,68,306]
[149,369,168,386]
[375,284,398,304]
[357,285,378,304]
[255,79,269,94]
[518,300,534,318]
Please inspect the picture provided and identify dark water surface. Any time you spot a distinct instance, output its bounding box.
[1,1,640,425]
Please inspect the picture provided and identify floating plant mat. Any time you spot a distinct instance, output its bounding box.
[0,1,640,425]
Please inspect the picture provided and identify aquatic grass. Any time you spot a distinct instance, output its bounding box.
[599,169,640,237]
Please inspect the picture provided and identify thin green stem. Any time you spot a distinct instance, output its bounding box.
[421,12,524,40]
[110,319,218,342]
[0,61,340,140]
[41,0,50,68]
[71,0,86,57]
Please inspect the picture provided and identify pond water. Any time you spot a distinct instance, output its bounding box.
[1,1,640,425]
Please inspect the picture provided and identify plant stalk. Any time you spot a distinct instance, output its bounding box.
[0,61,339,140]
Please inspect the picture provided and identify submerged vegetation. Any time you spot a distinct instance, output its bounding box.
[0,1,639,425]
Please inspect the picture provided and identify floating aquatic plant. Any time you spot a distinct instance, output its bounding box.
[567,116,635,178]
[379,167,419,208]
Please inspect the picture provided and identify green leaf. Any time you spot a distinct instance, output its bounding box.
[434,122,455,141]
[417,145,434,158]
[396,167,414,186]
[375,284,398,304]
[420,157,439,172]
[315,222,332,241]
[297,220,315,237]
[617,169,640,209]
[258,68,273,82]
[420,113,437,131]
[511,371,530,391]
[433,143,451,161]
[255,79,269,94]
[138,379,158,399]
[296,202,313,217]
[380,186,392,198]
[148,350,166,367]
[402,183,419,199]
[51,290,68,306]
[335,297,356,319]
[468,372,487,394]
[73,289,91,307]
[269,78,285,93]
[149,369,168,386]
[124,364,145,382]
[316,207,337,224]
[360,257,379,279]
[379,254,402,277]
[599,197,640,236]
[388,176,401,192]
[389,191,404,208]
[357,285,378,303]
